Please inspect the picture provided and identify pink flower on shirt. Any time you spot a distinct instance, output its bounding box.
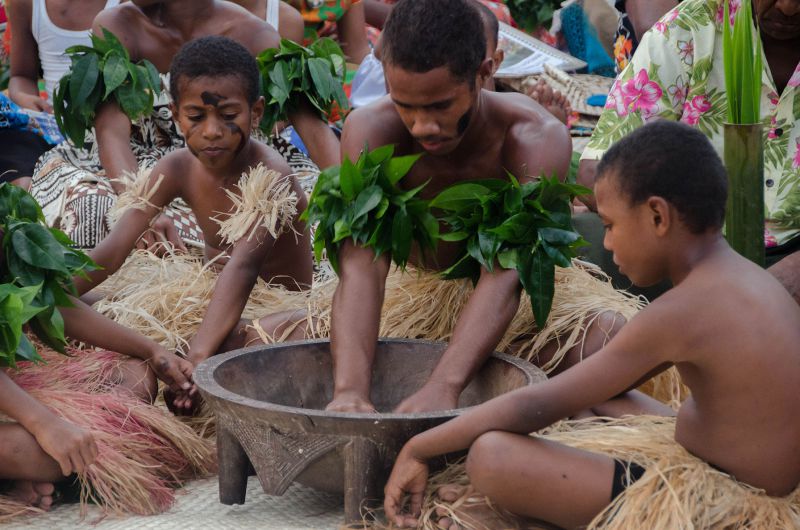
[765,229,778,248]
[618,69,663,118]
[716,0,741,26]
[654,8,679,33]
[681,94,712,126]
[768,116,779,139]
[793,139,800,169]
[677,40,694,65]
[789,66,800,88]
[668,77,688,106]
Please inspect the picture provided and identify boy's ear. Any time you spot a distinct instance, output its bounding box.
[251,96,265,129]
[646,196,672,236]
[477,58,493,87]
[492,49,504,75]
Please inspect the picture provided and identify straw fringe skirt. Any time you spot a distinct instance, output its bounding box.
[94,251,682,403]
[0,345,215,521]
[419,416,800,530]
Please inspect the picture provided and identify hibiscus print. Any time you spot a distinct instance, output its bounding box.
[668,77,689,106]
[716,0,741,26]
[794,139,800,169]
[617,69,664,118]
[765,229,778,248]
[676,40,694,65]
[681,94,712,125]
[654,8,679,34]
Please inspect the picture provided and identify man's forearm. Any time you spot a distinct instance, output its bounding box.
[425,268,521,394]
[329,244,390,396]
[289,103,341,169]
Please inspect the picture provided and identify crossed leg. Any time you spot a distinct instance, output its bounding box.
[435,431,616,530]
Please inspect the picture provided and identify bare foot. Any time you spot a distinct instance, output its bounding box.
[326,392,377,413]
[526,79,572,125]
[393,382,459,414]
[434,484,552,530]
[9,481,55,511]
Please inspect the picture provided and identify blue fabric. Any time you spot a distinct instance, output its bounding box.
[0,93,64,145]
[560,3,616,78]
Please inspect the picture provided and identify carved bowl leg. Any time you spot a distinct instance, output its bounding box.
[344,438,384,525]
[218,427,250,505]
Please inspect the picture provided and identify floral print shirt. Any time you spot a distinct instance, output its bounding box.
[582,0,800,247]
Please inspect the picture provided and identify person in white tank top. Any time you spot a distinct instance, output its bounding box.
[7,0,120,111]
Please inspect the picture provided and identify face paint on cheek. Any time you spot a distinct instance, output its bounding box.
[457,108,473,136]
[225,122,247,154]
[201,91,223,107]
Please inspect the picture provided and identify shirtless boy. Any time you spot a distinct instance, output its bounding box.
[76,36,312,403]
[383,121,800,529]
[325,0,573,413]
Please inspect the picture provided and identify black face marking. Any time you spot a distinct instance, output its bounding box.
[226,122,247,154]
[201,91,223,107]
[456,107,473,136]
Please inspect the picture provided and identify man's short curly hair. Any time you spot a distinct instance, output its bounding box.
[381,0,486,83]
[169,36,260,105]
[597,120,728,234]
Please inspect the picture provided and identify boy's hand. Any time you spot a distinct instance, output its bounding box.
[32,417,98,476]
[148,350,196,396]
[164,386,203,416]
[136,214,187,256]
[383,444,429,528]
[16,94,53,114]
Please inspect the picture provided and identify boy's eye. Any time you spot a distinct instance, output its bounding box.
[222,114,238,121]
[187,115,203,122]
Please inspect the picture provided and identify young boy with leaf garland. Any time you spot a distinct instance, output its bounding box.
[0,182,202,512]
[30,0,343,251]
[383,120,800,530]
[76,36,312,409]
[257,0,655,415]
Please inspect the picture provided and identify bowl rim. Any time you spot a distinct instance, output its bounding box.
[193,338,544,421]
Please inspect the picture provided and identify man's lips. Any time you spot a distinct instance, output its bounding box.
[202,146,227,156]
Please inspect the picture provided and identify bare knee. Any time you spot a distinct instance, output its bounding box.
[466,431,514,487]
[247,309,311,345]
[118,359,158,403]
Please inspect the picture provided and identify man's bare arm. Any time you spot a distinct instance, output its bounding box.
[7,0,52,112]
[625,0,678,41]
[287,100,341,169]
[395,267,522,412]
[94,101,137,193]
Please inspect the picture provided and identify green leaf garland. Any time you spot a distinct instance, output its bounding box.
[53,27,162,148]
[256,38,349,133]
[301,145,438,272]
[430,174,590,327]
[0,184,99,367]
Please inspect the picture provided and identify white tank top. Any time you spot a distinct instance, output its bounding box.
[31,0,121,102]
[266,0,280,30]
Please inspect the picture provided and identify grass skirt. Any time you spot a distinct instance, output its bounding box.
[419,416,800,529]
[0,345,215,521]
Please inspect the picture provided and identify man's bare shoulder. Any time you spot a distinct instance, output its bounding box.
[211,1,281,54]
[93,3,144,37]
[342,96,408,157]
[485,91,572,178]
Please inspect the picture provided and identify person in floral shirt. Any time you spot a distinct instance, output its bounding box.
[578,0,800,303]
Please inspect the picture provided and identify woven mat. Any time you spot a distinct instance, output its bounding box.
[6,477,344,530]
